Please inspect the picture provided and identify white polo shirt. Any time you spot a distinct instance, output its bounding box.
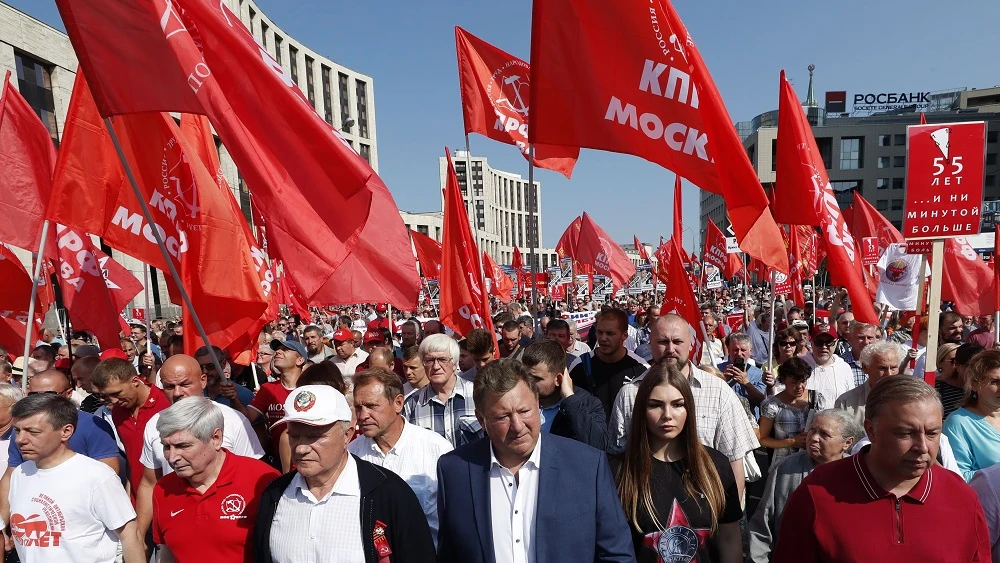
[331,349,369,378]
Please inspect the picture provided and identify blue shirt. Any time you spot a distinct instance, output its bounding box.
[8,410,118,466]
[540,402,562,433]
[209,382,254,410]
[943,407,1000,482]
[717,360,766,419]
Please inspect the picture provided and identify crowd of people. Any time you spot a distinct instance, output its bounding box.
[0,286,998,563]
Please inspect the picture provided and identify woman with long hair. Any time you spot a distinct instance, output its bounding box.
[943,348,1000,482]
[614,362,743,563]
[935,342,962,418]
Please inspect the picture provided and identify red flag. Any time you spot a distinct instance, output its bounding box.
[785,226,806,307]
[702,219,728,272]
[455,27,578,178]
[575,213,636,292]
[846,193,904,252]
[662,239,702,361]
[726,250,744,280]
[49,76,269,355]
[0,72,57,257]
[796,226,820,278]
[777,71,877,324]
[512,246,524,270]
[0,244,40,313]
[410,230,443,280]
[555,218,581,261]
[634,235,651,264]
[275,264,311,324]
[529,0,787,272]
[772,80,823,226]
[0,310,41,359]
[54,226,141,349]
[483,252,514,304]
[440,148,494,338]
[940,238,995,316]
[994,229,1000,312]
[53,0,417,304]
[673,176,684,245]
[920,112,927,125]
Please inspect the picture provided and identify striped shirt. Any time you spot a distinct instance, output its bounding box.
[403,376,482,448]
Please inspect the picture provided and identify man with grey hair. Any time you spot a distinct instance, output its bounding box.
[834,340,903,426]
[774,377,991,561]
[7,394,145,562]
[151,397,279,562]
[749,409,861,562]
[403,334,481,448]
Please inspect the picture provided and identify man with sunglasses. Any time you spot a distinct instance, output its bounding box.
[805,332,855,408]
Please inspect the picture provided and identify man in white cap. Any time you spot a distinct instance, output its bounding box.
[253,385,436,563]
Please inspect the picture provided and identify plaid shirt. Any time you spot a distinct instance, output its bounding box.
[839,349,868,388]
[403,377,482,448]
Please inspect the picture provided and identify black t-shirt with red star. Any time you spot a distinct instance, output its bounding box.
[629,447,743,563]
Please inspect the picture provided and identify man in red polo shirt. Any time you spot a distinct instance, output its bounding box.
[152,396,279,562]
[92,357,169,502]
[774,376,991,562]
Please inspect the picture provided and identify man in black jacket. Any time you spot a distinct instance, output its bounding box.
[252,385,435,563]
[520,339,610,450]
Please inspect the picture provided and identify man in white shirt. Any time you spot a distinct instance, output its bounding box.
[330,328,369,379]
[133,354,264,540]
[347,368,452,545]
[804,331,856,405]
[8,394,144,563]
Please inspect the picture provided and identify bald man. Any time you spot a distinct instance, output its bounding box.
[608,314,760,499]
[134,354,264,540]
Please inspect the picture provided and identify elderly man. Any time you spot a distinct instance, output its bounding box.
[841,322,878,387]
[303,324,335,363]
[718,332,768,413]
[348,368,453,545]
[8,394,144,562]
[804,331,855,406]
[152,397,279,562]
[436,360,634,563]
[749,409,860,562]
[609,314,760,500]
[253,385,436,562]
[331,327,369,378]
[403,334,482,448]
[773,377,991,561]
[835,340,902,426]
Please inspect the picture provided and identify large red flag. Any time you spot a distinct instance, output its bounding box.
[940,238,995,316]
[777,71,877,324]
[410,230,443,280]
[483,252,514,304]
[576,212,636,292]
[555,218,581,260]
[847,193,904,251]
[54,226,141,349]
[455,27,579,178]
[673,176,684,245]
[440,148,494,338]
[53,0,416,304]
[49,76,269,355]
[0,72,57,257]
[662,239,702,361]
[529,0,787,272]
[702,218,728,273]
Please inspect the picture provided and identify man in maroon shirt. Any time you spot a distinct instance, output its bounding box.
[774,376,991,562]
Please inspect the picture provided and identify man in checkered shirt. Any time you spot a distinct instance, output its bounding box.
[608,313,760,500]
[403,334,483,448]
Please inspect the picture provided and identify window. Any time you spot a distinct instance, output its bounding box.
[261,22,269,49]
[892,177,904,190]
[516,183,522,211]
[417,225,429,236]
[876,178,889,190]
[274,35,283,66]
[831,180,862,193]
[338,73,351,132]
[989,131,999,144]
[876,199,888,211]
[878,134,891,147]
[518,215,524,246]
[435,227,440,240]
[893,156,905,167]
[359,143,371,164]
[816,138,833,169]
[839,137,862,170]
[771,139,777,172]
[304,56,315,108]
[248,7,256,34]
[894,134,906,146]
[238,176,252,224]
[321,66,333,125]
[288,45,299,85]
[355,79,369,139]
[14,53,58,144]
[891,199,903,211]
[988,153,998,165]
[878,156,890,168]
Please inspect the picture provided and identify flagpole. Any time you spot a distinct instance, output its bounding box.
[102,118,225,378]
[811,274,817,325]
[767,269,777,371]
[741,252,749,329]
[21,220,50,392]
[143,264,152,355]
[526,144,538,316]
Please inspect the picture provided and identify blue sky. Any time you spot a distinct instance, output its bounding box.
[10,0,1000,252]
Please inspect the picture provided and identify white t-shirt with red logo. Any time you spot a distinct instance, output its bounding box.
[8,453,136,563]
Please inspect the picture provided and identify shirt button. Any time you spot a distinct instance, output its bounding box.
[516,539,521,543]
[508,483,513,487]
[514,510,518,514]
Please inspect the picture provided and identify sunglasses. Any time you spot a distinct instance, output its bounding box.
[814,341,836,348]
[779,340,799,347]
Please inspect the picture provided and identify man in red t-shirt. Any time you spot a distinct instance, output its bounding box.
[152,396,279,562]
[240,339,305,454]
[367,303,391,331]
[92,357,169,502]
[773,376,991,562]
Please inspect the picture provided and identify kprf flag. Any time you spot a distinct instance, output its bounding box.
[54,0,417,305]
[777,71,878,324]
[529,0,787,272]
[876,243,924,310]
[483,251,514,304]
[440,148,494,338]
[576,213,636,292]
[702,219,728,273]
[455,27,578,178]
[410,230,443,280]
[662,239,702,361]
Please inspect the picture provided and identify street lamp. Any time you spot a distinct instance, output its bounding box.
[341,118,355,132]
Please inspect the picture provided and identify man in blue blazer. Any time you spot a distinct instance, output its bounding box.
[436,360,635,563]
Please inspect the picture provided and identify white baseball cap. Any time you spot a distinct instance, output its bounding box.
[278,385,353,426]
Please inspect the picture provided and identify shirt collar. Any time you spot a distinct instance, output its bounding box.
[419,377,467,406]
[853,445,933,503]
[291,454,360,502]
[489,433,542,473]
[368,418,411,456]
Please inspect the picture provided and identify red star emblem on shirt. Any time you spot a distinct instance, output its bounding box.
[641,499,712,563]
